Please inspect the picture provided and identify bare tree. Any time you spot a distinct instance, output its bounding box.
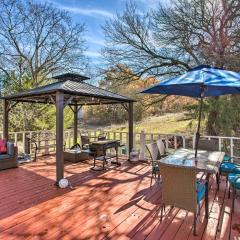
[153,0,240,70]
[0,0,86,90]
[102,0,240,135]
[103,0,240,80]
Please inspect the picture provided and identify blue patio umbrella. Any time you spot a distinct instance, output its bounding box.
[141,65,240,157]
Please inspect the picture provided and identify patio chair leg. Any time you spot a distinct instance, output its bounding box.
[216,173,219,191]
[228,186,231,199]
[160,204,165,222]
[103,157,105,170]
[232,187,236,214]
[150,173,153,188]
[193,213,197,236]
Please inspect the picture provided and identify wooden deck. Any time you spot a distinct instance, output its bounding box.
[0,155,239,240]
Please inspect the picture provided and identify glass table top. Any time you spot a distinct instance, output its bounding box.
[160,148,225,174]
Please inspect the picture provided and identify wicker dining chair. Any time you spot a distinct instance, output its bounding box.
[159,162,206,236]
[146,142,161,187]
[196,139,221,190]
[156,138,169,157]
[81,135,90,149]
[97,133,107,141]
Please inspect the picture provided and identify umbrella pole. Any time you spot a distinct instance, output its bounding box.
[195,97,203,158]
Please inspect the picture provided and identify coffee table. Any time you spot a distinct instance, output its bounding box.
[64,149,92,163]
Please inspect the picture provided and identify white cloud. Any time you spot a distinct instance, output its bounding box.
[137,0,165,9]
[46,0,114,18]
[85,36,105,46]
[85,50,101,57]
[61,6,114,18]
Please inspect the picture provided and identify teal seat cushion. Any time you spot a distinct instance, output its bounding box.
[223,155,232,162]
[228,173,240,189]
[197,181,206,203]
[220,162,240,174]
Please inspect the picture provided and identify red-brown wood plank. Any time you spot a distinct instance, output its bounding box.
[51,164,154,239]
[0,156,239,240]
[0,158,150,239]
[230,191,240,240]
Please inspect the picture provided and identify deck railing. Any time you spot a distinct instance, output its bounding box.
[1,129,240,161]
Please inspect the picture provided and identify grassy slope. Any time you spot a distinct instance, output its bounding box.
[105,113,198,134]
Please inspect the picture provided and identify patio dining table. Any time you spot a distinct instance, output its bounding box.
[160,148,225,218]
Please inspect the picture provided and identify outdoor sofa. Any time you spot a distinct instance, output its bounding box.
[0,142,18,170]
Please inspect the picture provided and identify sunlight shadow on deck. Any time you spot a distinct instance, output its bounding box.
[0,167,70,221]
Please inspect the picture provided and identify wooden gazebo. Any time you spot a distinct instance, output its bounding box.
[1,73,135,183]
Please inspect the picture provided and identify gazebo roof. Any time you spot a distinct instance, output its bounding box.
[2,73,134,105]
[52,73,90,81]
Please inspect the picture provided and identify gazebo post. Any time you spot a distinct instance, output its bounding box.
[56,91,64,183]
[73,105,78,145]
[3,99,9,141]
[128,102,134,159]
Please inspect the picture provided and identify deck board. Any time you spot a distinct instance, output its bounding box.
[0,155,239,239]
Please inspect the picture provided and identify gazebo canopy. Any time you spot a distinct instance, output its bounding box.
[2,73,134,105]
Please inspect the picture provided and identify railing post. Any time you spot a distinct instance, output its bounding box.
[150,134,154,143]
[29,132,32,155]
[165,135,169,151]
[219,138,222,151]
[174,135,177,149]
[139,130,146,161]
[3,99,9,141]
[133,132,136,149]
[182,136,186,148]
[14,133,17,145]
[230,138,234,160]
[192,134,196,150]
[22,132,26,154]
[120,132,123,145]
[67,130,71,149]
[37,132,41,153]
[45,140,49,155]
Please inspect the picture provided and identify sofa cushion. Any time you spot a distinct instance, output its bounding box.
[197,181,206,203]
[0,139,7,154]
[7,142,15,156]
[220,162,240,174]
[0,154,12,160]
[228,173,240,189]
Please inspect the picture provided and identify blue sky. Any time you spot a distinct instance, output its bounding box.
[38,0,162,68]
